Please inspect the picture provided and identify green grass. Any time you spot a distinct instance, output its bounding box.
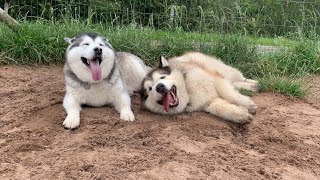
[258,76,306,98]
[7,0,320,37]
[0,20,309,65]
[239,89,256,97]
[0,20,319,98]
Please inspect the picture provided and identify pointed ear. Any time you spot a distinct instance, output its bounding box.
[106,42,113,49]
[158,56,169,68]
[102,37,108,42]
[64,37,73,44]
[102,37,114,49]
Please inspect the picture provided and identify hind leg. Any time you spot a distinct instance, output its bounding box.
[215,78,257,114]
[227,67,259,92]
[233,81,259,92]
[205,98,253,124]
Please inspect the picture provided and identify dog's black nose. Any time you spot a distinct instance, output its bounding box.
[94,47,102,55]
[156,83,167,94]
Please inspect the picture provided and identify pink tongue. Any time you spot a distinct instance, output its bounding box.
[89,60,102,81]
[163,91,175,112]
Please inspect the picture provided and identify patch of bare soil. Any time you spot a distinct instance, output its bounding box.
[0,66,320,180]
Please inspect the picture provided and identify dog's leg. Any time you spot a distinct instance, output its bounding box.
[227,67,259,92]
[114,92,135,122]
[233,81,259,92]
[215,78,257,114]
[63,94,82,129]
[206,98,253,124]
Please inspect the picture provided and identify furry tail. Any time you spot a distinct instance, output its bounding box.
[116,52,150,94]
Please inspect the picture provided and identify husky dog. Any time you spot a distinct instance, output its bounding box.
[63,32,149,129]
[139,52,259,124]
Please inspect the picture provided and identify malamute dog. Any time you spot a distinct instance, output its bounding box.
[139,52,258,124]
[63,32,149,129]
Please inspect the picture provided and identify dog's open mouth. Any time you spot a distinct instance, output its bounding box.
[81,57,102,81]
[157,85,179,112]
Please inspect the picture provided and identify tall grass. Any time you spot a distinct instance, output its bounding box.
[5,0,320,37]
[0,20,259,65]
[0,20,319,98]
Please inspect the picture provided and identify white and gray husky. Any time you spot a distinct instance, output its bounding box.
[139,52,259,124]
[63,32,149,129]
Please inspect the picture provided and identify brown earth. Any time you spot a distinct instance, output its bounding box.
[0,66,320,180]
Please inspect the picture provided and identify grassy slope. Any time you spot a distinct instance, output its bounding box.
[0,21,319,97]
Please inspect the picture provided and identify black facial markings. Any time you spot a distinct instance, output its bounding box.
[141,88,149,100]
[69,32,113,52]
[68,32,99,49]
[81,57,89,66]
[82,32,99,40]
[138,78,151,101]
[144,92,148,100]
[68,41,81,51]
[146,66,171,78]
[162,67,171,74]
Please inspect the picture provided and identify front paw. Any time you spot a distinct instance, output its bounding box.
[120,109,135,122]
[248,101,257,115]
[63,114,80,129]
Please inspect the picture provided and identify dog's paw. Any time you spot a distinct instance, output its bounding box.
[248,101,257,115]
[236,111,253,124]
[120,109,135,122]
[250,82,260,93]
[238,113,253,124]
[63,115,80,129]
[231,108,253,124]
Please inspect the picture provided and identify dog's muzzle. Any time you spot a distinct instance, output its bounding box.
[94,47,102,55]
[156,83,168,94]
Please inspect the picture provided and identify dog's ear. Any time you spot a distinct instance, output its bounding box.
[64,37,74,44]
[101,37,114,50]
[158,56,169,68]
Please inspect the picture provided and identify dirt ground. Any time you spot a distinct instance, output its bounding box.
[0,66,320,180]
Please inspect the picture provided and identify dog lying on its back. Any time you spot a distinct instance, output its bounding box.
[138,52,258,124]
[63,32,149,129]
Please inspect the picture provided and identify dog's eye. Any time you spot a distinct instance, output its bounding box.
[99,44,104,46]
[160,76,165,79]
[149,87,152,91]
[83,43,89,46]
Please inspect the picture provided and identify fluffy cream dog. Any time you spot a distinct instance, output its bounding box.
[138,52,258,124]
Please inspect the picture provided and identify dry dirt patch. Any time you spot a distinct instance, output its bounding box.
[0,66,320,180]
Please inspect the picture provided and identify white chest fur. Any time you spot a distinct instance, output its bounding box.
[66,80,121,107]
